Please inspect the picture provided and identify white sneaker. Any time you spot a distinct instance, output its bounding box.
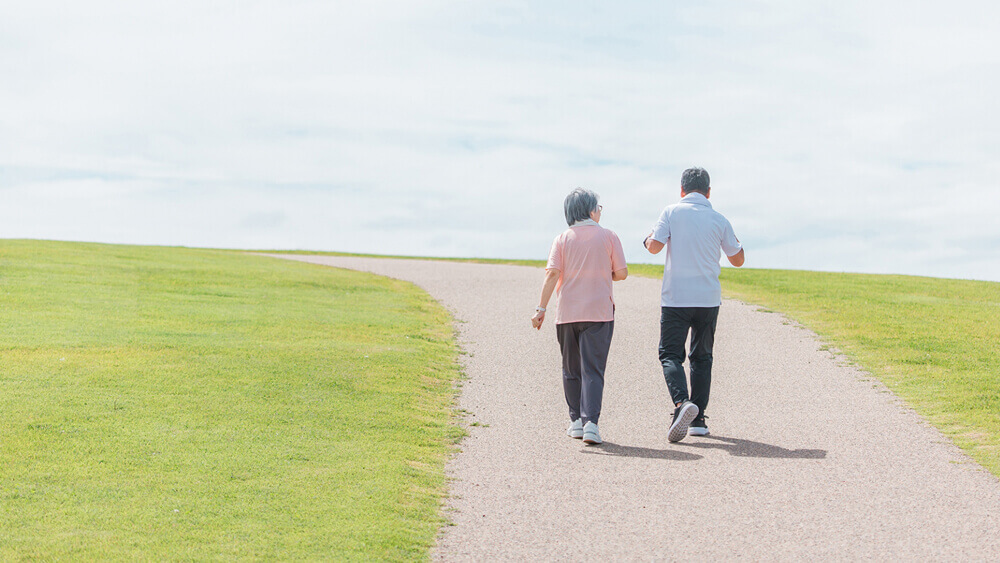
[582,421,602,444]
[668,401,699,443]
[567,419,584,439]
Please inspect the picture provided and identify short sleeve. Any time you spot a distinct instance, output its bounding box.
[651,208,670,243]
[720,218,742,257]
[608,230,626,272]
[546,234,563,271]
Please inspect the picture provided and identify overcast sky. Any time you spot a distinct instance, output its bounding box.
[2,1,998,280]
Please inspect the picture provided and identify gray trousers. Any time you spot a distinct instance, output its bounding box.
[556,321,614,425]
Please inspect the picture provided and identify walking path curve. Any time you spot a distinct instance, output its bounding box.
[269,255,1000,560]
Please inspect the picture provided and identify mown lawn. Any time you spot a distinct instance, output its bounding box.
[716,267,1000,476]
[634,262,1000,475]
[0,240,462,560]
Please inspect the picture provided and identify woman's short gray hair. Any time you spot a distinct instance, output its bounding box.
[563,188,599,226]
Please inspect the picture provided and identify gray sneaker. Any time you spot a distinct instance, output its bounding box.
[668,401,699,442]
[582,421,602,445]
[567,419,584,439]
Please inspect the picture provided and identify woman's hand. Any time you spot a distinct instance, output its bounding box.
[531,310,545,330]
[533,269,559,331]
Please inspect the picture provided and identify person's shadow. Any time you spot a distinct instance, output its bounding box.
[675,435,827,459]
[580,442,703,461]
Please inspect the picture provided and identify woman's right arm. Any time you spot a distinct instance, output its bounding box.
[531,268,561,330]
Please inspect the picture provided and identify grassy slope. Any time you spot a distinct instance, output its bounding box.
[263,251,1000,475]
[256,249,545,268]
[717,267,1000,475]
[0,240,462,560]
[630,263,999,475]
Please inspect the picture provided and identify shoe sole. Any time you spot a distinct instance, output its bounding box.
[668,403,699,442]
[688,427,709,436]
[568,430,584,439]
[582,433,602,445]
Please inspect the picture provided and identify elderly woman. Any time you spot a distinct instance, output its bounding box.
[532,188,627,445]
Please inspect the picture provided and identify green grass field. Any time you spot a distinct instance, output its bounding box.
[716,267,1000,475]
[5,241,1000,558]
[615,262,1000,476]
[0,240,462,560]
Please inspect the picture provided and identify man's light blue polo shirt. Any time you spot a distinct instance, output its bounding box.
[650,192,742,308]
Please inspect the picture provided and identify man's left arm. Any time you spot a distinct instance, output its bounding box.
[727,248,745,267]
[721,219,744,267]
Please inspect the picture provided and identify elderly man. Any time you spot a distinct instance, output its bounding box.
[644,168,744,442]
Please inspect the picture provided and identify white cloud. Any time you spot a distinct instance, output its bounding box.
[2,1,999,280]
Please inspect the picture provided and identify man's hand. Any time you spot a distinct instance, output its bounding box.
[531,310,545,330]
[645,231,665,254]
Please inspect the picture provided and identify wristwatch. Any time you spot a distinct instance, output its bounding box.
[535,306,546,313]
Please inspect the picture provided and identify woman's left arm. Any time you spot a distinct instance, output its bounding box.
[609,231,628,281]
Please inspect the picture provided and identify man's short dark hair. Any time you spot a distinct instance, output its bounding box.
[681,167,710,195]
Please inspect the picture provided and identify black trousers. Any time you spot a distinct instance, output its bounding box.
[659,306,719,416]
[556,321,614,425]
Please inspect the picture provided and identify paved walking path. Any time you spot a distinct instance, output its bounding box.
[271,255,1000,560]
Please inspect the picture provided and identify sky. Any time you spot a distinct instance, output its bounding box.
[2,1,999,281]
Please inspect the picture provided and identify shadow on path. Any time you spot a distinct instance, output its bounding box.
[580,442,703,461]
[675,435,827,459]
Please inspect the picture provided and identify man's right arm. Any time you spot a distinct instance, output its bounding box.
[644,234,665,254]
[646,209,669,255]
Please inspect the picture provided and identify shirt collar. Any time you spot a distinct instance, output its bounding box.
[681,192,712,207]
[571,218,600,227]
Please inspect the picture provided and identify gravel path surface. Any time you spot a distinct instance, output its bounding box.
[270,255,1000,560]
